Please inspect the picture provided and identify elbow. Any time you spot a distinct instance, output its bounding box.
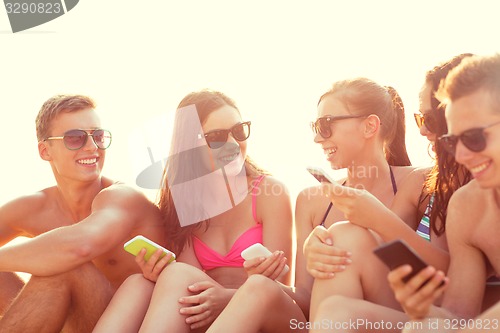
[73,243,94,260]
[70,236,101,262]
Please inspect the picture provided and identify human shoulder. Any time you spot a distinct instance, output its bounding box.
[92,179,157,213]
[1,187,55,219]
[397,166,430,192]
[254,175,290,201]
[449,179,483,206]
[446,180,483,233]
[295,185,330,227]
[296,185,326,207]
[391,165,419,183]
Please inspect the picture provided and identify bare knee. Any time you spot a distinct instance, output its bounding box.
[156,262,206,288]
[329,222,378,247]
[239,275,284,306]
[315,295,353,322]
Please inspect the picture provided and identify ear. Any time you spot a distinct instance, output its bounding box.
[363,114,381,138]
[38,141,52,161]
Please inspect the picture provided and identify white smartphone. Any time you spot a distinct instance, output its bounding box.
[306,166,336,184]
[124,235,176,263]
[241,243,290,275]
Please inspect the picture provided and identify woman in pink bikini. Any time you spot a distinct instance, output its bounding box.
[93,90,303,332]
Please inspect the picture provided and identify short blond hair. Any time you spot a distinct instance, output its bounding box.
[436,53,500,111]
[35,95,96,141]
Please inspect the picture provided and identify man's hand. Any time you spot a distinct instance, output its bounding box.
[388,265,448,320]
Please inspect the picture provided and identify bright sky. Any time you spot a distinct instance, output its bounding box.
[1,0,499,206]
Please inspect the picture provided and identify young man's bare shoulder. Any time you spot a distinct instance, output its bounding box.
[2,187,55,215]
[93,180,156,212]
[450,180,483,204]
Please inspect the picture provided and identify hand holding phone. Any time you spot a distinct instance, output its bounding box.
[373,239,430,283]
[124,235,176,264]
[241,243,290,275]
[307,166,336,184]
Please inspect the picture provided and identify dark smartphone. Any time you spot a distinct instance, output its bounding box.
[307,166,335,184]
[373,239,429,283]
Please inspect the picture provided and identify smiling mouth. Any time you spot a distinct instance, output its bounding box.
[219,152,239,163]
[77,157,98,165]
[469,161,490,175]
[325,147,337,158]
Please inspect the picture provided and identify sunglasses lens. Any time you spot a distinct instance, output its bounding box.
[317,118,331,138]
[461,129,487,152]
[93,130,112,149]
[64,130,88,150]
[205,131,227,149]
[414,114,424,129]
[438,135,458,155]
[232,123,251,141]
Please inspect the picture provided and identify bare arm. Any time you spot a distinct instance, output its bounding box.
[390,167,429,230]
[321,175,450,271]
[441,190,487,318]
[0,185,154,276]
[259,177,294,285]
[0,194,41,246]
[293,190,316,315]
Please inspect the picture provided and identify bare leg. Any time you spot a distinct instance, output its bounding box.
[311,295,409,333]
[207,274,307,333]
[0,272,25,317]
[94,274,155,333]
[310,222,401,320]
[139,262,217,333]
[0,263,113,333]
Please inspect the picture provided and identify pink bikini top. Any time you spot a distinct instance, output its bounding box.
[192,175,265,271]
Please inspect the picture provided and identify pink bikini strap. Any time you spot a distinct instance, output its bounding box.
[251,175,265,223]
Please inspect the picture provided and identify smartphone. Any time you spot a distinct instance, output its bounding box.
[241,243,290,275]
[307,166,336,184]
[124,235,176,263]
[373,239,429,283]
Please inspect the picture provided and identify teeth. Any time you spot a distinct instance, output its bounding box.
[325,147,337,156]
[220,153,238,162]
[78,158,97,165]
[470,162,489,174]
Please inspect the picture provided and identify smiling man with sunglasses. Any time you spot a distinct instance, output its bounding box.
[0,95,167,332]
[389,54,500,332]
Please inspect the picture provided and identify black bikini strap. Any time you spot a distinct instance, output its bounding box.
[319,179,347,226]
[319,202,333,227]
[321,169,396,227]
[389,166,397,195]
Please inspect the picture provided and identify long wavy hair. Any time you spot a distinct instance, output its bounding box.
[318,78,412,166]
[158,90,269,255]
[419,53,474,236]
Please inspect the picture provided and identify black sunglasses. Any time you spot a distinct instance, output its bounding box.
[438,120,500,155]
[311,115,367,139]
[204,121,251,149]
[44,129,112,150]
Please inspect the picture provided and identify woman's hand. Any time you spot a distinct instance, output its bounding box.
[303,225,351,279]
[388,265,448,320]
[243,250,288,280]
[178,281,233,330]
[320,182,388,230]
[135,248,175,282]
